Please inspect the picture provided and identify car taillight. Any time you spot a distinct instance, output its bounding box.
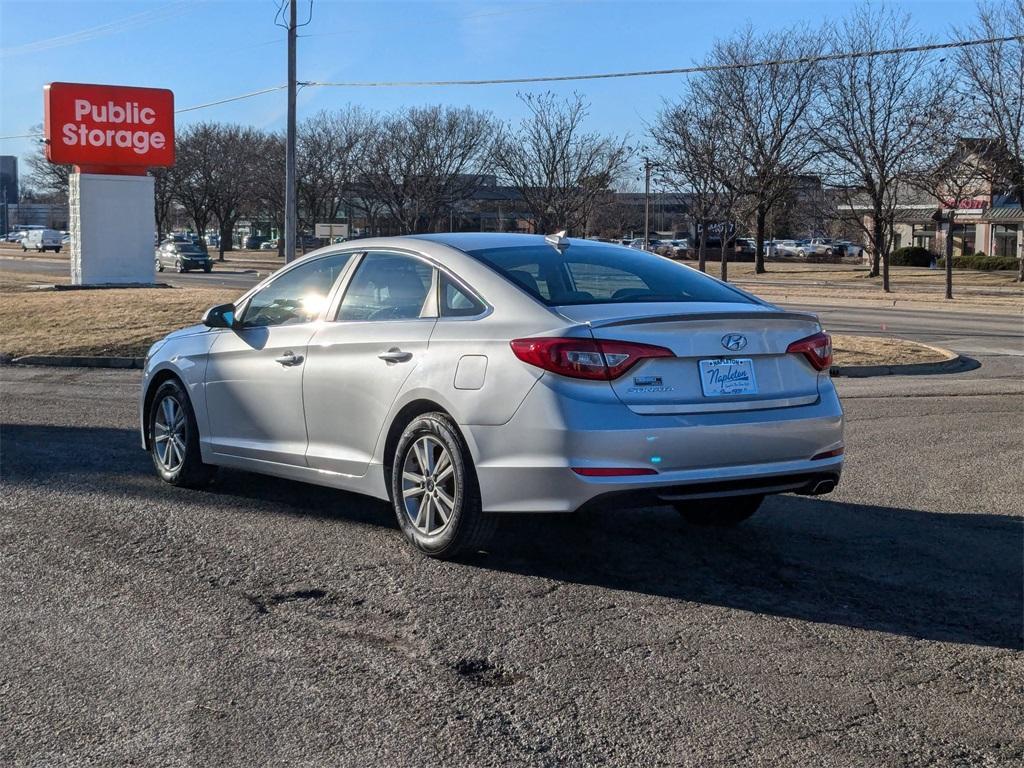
[787,331,833,371]
[509,337,673,380]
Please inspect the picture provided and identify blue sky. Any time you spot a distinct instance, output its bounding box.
[1,0,974,183]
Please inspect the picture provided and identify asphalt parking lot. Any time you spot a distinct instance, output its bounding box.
[1,359,1022,766]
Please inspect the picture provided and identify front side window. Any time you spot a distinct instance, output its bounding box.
[465,242,754,305]
[336,252,433,322]
[240,251,353,327]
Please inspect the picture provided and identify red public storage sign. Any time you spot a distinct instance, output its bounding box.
[44,82,174,169]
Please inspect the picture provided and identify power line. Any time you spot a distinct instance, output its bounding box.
[0,1,200,58]
[174,85,288,113]
[1,32,1021,136]
[307,35,1024,88]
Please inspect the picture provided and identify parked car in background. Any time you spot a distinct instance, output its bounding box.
[5,230,27,242]
[764,240,800,257]
[835,241,864,258]
[260,240,279,250]
[21,228,63,253]
[61,233,71,246]
[156,240,213,273]
[244,235,268,249]
[140,232,843,559]
[655,239,693,259]
[735,238,757,258]
[797,239,834,257]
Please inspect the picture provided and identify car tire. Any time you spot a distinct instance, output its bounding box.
[825,249,832,256]
[148,379,216,488]
[175,260,185,273]
[55,247,61,253]
[155,259,164,272]
[674,494,764,527]
[390,412,495,559]
[203,265,212,273]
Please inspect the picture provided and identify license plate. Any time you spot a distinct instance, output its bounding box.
[699,358,757,397]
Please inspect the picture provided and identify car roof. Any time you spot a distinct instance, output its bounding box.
[410,232,574,252]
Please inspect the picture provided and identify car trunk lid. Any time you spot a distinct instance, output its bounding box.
[556,302,825,414]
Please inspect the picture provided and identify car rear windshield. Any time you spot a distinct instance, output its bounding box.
[463,243,754,306]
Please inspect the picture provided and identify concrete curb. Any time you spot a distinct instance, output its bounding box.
[832,343,977,378]
[7,355,144,369]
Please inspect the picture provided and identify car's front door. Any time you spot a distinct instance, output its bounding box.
[203,251,355,465]
[303,251,436,476]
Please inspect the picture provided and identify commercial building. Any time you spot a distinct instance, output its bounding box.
[841,139,1023,263]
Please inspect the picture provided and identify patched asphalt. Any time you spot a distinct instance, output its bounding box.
[1,360,1022,766]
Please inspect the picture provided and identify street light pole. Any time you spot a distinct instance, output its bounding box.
[284,0,298,263]
[643,157,652,249]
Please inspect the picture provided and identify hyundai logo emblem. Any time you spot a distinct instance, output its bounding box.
[721,334,747,351]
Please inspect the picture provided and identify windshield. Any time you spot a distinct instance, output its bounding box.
[464,243,754,306]
[179,245,205,255]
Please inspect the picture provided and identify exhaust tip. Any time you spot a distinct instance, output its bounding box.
[812,480,836,495]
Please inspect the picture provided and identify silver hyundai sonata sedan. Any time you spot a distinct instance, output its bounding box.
[140,232,843,558]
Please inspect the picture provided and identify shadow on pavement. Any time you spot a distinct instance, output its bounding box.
[3,422,1021,650]
[482,499,1023,651]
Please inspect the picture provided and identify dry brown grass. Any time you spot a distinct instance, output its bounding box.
[0,277,955,370]
[0,285,236,357]
[832,334,950,367]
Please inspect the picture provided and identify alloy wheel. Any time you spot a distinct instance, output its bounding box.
[401,436,457,536]
[153,395,187,472]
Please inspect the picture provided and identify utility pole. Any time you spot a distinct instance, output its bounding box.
[643,157,652,249]
[284,0,298,263]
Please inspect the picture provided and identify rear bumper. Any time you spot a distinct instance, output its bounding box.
[463,376,844,513]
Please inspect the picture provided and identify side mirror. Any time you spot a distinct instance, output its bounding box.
[202,303,236,328]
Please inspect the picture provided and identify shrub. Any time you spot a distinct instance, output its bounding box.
[889,246,934,267]
[936,254,1019,270]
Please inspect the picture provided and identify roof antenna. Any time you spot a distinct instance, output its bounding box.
[545,230,570,253]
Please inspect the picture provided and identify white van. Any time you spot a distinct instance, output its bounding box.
[21,228,63,253]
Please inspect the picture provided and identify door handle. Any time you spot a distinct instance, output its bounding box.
[275,351,304,366]
[378,348,412,363]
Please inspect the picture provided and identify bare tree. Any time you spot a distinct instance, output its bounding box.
[912,123,988,299]
[251,131,286,256]
[492,93,632,235]
[362,105,495,234]
[170,124,216,245]
[151,166,175,240]
[587,194,644,240]
[207,124,264,259]
[955,0,1024,281]
[816,3,943,291]
[652,94,734,272]
[297,107,374,233]
[25,125,70,201]
[695,27,823,274]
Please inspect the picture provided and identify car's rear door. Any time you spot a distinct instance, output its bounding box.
[203,251,355,465]
[303,250,436,476]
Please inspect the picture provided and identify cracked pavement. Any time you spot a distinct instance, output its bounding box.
[1,358,1022,766]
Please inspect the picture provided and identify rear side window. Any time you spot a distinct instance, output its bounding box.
[465,242,753,306]
[336,252,433,322]
[440,274,485,317]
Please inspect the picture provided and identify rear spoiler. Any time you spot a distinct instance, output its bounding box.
[589,310,820,329]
